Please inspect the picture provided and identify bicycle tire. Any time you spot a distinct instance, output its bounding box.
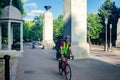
[65,64,72,80]
[59,61,63,75]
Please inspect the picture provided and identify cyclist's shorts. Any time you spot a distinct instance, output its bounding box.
[63,54,70,59]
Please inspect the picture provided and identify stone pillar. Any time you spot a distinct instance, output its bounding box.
[43,6,53,49]
[0,25,1,49]
[20,22,23,51]
[116,18,120,47]
[8,21,11,50]
[11,24,13,45]
[64,0,89,59]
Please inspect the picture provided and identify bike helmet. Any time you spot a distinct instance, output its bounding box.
[65,35,71,39]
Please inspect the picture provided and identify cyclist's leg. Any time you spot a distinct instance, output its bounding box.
[58,57,63,75]
[61,56,68,71]
[56,50,58,59]
[59,58,62,67]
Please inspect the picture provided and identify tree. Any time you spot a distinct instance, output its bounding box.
[12,0,25,14]
[23,15,44,42]
[23,21,35,41]
[31,15,43,40]
[53,15,63,39]
[98,0,120,46]
[0,0,3,18]
[0,0,25,15]
[87,13,103,44]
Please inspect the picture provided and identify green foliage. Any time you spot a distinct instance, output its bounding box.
[53,15,63,39]
[13,24,20,41]
[98,0,119,22]
[0,0,3,18]
[87,14,103,39]
[23,14,63,41]
[98,0,120,45]
[32,15,43,40]
[23,15,44,41]
[0,0,25,15]
[1,24,8,43]
[23,21,35,41]
[12,0,25,14]
[98,0,114,18]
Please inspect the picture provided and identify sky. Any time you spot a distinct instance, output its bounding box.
[23,0,120,21]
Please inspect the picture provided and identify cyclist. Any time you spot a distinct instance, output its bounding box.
[55,36,63,60]
[59,36,74,67]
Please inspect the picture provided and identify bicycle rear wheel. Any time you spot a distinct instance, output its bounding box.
[65,64,72,80]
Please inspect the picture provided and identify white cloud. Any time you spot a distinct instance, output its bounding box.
[24,17,33,21]
[24,2,38,8]
[23,0,29,3]
[24,9,45,21]
[31,10,45,14]
[28,9,45,17]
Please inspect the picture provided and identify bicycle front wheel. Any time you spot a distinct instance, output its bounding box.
[59,61,63,75]
[65,64,72,80]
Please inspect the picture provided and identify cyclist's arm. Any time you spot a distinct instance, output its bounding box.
[60,46,64,57]
[60,41,64,57]
[69,47,73,56]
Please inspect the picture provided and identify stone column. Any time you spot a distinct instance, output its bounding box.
[43,6,53,49]
[11,24,13,45]
[116,18,120,47]
[64,0,89,59]
[8,21,11,50]
[20,22,23,51]
[0,25,1,49]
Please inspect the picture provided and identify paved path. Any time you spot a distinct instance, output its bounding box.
[15,44,120,80]
[90,45,120,65]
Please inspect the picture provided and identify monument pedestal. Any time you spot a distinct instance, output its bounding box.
[72,42,89,59]
[116,18,120,47]
[43,6,53,49]
[43,41,54,49]
[64,0,89,59]
[116,40,120,47]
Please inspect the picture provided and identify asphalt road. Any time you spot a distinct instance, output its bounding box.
[15,44,120,80]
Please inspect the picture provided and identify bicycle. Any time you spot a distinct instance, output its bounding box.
[58,56,74,80]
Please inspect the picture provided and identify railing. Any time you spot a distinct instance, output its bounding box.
[0,55,10,80]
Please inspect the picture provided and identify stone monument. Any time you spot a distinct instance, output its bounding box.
[116,18,120,47]
[43,6,54,49]
[64,0,89,59]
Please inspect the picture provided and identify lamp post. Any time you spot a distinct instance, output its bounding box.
[104,18,108,52]
[109,24,112,51]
